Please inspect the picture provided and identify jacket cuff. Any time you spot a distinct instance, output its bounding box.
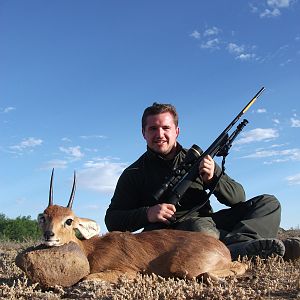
[139,206,150,227]
[205,163,222,190]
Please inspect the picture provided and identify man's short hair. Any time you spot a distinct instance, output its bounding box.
[142,103,179,130]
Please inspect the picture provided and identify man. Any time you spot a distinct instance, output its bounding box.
[105,103,292,260]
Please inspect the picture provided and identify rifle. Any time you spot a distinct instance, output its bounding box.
[152,87,265,212]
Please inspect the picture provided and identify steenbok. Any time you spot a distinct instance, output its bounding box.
[38,170,247,282]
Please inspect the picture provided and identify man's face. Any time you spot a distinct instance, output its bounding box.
[142,112,179,158]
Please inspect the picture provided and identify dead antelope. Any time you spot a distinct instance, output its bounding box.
[38,170,247,283]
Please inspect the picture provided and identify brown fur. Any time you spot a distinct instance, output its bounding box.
[39,205,247,282]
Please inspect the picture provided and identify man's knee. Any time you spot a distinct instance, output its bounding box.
[261,194,280,207]
[175,217,220,239]
[247,194,281,236]
[249,194,281,213]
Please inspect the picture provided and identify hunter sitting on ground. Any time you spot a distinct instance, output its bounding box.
[105,103,300,260]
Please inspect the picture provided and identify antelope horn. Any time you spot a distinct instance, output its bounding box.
[48,168,54,207]
[67,171,76,209]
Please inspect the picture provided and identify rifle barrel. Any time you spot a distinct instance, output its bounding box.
[241,86,265,115]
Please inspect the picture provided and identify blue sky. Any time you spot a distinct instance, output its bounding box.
[0,0,299,232]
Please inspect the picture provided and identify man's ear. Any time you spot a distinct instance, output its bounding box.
[73,217,100,240]
[142,128,146,139]
[176,126,180,138]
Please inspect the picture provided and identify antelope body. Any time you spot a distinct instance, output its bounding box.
[38,170,247,283]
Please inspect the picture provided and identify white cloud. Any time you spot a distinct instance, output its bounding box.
[80,135,107,139]
[260,8,281,17]
[84,147,99,153]
[227,43,245,54]
[277,44,289,53]
[190,30,201,39]
[190,26,260,62]
[254,0,294,18]
[59,146,84,160]
[267,0,292,8]
[200,38,220,50]
[280,58,292,67]
[10,137,43,152]
[286,173,300,185]
[235,128,279,145]
[190,21,295,64]
[257,108,267,113]
[258,44,290,65]
[291,117,300,127]
[42,159,68,170]
[203,26,220,37]
[243,148,300,163]
[226,43,256,61]
[272,118,280,125]
[236,53,256,61]
[78,158,127,194]
[270,143,288,148]
[2,106,16,113]
[249,3,259,13]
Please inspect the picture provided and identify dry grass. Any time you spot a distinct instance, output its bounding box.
[0,231,299,300]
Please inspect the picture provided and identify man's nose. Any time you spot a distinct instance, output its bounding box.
[157,127,164,137]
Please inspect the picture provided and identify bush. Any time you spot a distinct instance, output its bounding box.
[0,213,41,242]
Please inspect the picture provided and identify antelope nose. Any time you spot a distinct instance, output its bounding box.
[44,231,54,240]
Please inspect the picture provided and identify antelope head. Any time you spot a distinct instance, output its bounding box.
[38,169,100,247]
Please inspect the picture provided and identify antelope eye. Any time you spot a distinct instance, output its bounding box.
[65,218,73,226]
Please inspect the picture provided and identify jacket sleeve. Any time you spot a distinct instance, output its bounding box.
[207,163,246,206]
[105,168,149,232]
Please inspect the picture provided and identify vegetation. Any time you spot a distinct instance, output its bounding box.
[0,213,41,242]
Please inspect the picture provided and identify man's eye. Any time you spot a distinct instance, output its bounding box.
[65,219,73,226]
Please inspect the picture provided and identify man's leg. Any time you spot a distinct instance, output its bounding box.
[143,216,220,235]
[174,216,220,239]
[212,194,285,259]
[214,194,281,243]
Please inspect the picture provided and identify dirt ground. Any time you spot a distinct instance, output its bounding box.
[0,229,299,300]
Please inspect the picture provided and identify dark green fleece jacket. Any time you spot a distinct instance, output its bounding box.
[105,144,245,232]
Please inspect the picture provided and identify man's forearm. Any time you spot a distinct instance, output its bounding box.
[105,206,149,232]
[212,164,246,206]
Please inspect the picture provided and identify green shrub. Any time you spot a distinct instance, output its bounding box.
[0,213,41,242]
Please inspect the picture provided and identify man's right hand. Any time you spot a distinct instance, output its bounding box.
[146,203,176,224]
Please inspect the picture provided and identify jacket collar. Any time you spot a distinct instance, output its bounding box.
[146,143,183,161]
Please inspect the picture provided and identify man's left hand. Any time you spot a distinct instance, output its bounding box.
[199,155,215,184]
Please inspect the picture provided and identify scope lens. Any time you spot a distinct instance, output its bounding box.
[184,144,203,164]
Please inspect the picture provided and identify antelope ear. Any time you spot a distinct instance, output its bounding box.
[73,217,100,240]
[37,213,46,227]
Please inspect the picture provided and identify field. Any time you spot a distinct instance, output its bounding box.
[0,229,299,300]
